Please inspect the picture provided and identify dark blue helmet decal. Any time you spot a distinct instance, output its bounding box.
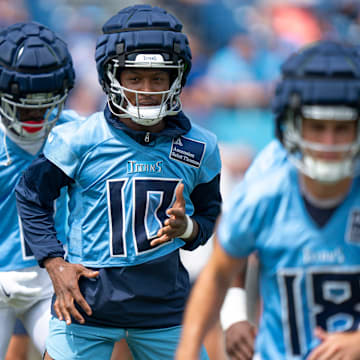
[0,22,75,95]
[95,4,192,92]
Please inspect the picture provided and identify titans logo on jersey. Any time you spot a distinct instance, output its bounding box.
[218,160,360,359]
[43,111,220,268]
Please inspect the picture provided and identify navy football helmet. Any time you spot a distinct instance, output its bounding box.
[273,40,360,182]
[95,4,192,126]
[0,22,75,142]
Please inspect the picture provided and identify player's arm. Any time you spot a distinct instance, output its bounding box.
[221,270,257,360]
[308,328,360,360]
[152,174,221,247]
[15,154,99,325]
[15,154,71,263]
[175,236,246,360]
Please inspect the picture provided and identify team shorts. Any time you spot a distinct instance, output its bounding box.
[47,316,209,360]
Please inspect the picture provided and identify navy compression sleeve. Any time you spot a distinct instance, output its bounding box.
[15,154,73,266]
[182,174,222,251]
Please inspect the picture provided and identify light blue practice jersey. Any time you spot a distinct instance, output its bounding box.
[218,162,360,359]
[43,111,220,267]
[0,110,77,271]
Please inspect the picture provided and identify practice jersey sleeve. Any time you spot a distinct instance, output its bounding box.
[183,173,222,250]
[218,139,288,257]
[183,125,222,250]
[217,173,282,258]
[196,125,222,184]
[15,155,73,266]
[217,181,258,257]
[43,123,83,178]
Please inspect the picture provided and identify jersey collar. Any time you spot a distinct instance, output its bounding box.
[104,105,191,145]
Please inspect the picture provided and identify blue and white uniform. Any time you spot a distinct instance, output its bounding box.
[16,107,221,347]
[218,159,360,359]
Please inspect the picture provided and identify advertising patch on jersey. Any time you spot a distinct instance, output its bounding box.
[170,136,205,168]
[347,209,360,245]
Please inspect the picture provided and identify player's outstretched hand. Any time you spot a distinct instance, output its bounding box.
[308,327,360,360]
[151,183,192,246]
[225,320,257,360]
[44,257,99,325]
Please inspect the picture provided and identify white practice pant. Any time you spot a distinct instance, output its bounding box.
[0,266,53,360]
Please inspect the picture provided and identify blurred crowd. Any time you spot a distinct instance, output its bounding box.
[3,0,360,162]
[2,2,360,358]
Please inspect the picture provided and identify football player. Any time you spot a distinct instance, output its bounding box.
[176,40,360,360]
[219,139,287,360]
[0,21,75,360]
[15,5,222,360]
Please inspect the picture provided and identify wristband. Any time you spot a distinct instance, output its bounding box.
[179,214,194,239]
[220,287,247,331]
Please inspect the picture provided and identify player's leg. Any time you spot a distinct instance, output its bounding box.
[21,296,51,355]
[5,319,29,360]
[111,339,133,360]
[19,266,55,356]
[5,335,29,360]
[45,316,123,360]
[126,325,209,360]
[0,305,17,359]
